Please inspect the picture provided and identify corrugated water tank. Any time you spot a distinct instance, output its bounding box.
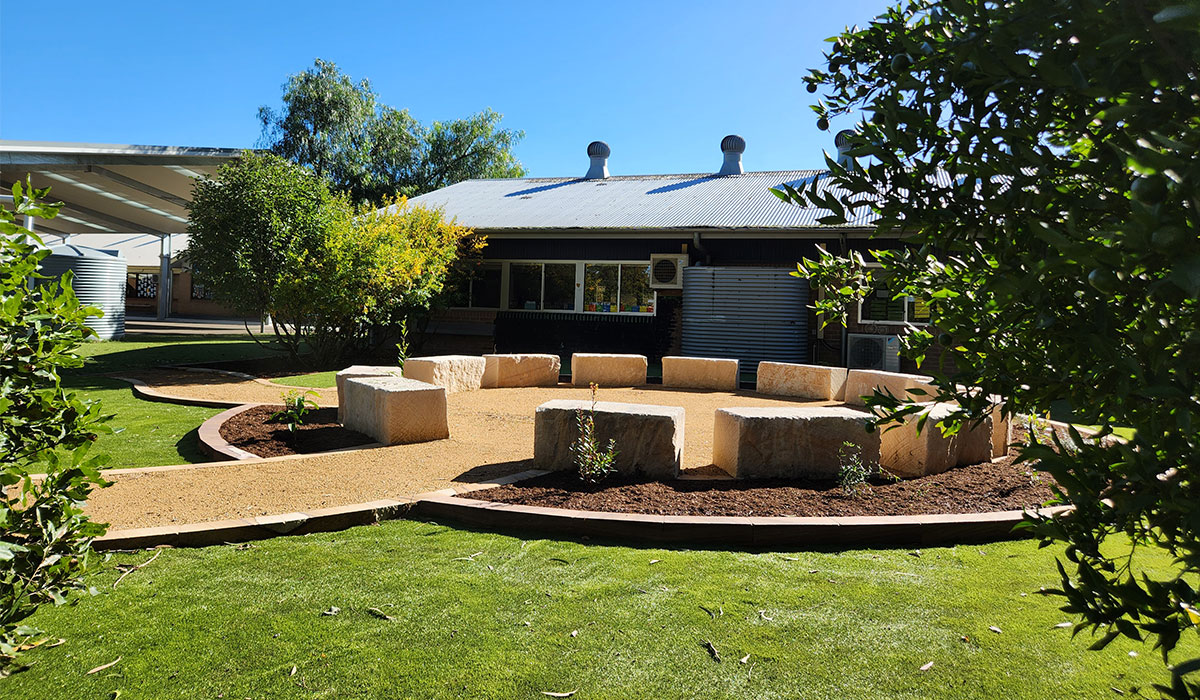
[39,243,127,340]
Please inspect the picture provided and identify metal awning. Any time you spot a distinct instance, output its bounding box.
[0,140,243,318]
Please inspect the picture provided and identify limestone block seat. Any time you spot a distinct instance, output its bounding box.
[342,376,449,446]
[661,356,739,391]
[402,355,486,393]
[534,399,683,479]
[843,369,936,407]
[335,365,403,422]
[570,353,648,387]
[713,406,879,479]
[482,353,561,388]
[756,362,847,401]
[879,403,994,477]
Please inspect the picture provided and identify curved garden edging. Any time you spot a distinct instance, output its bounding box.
[113,375,248,409]
[195,403,384,461]
[409,495,1072,547]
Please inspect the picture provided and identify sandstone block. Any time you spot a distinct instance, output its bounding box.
[342,376,448,445]
[844,369,936,407]
[661,356,739,391]
[534,399,683,479]
[401,355,486,393]
[482,353,561,388]
[756,362,848,401]
[336,365,402,423]
[570,353,647,387]
[991,403,1012,458]
[712,406,879,479]
[878,403,994,477]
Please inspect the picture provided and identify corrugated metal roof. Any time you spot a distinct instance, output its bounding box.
[407,170,876,231]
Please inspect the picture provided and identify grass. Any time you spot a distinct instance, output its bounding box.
[270,370,339,388]
[68,334,286,375]
[65,376,220,469]
[8,520,1195,699]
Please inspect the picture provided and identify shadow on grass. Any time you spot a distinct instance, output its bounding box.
[174,426,210,464]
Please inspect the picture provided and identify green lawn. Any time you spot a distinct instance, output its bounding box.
[8,521,1194,699]
[270,370,339,388]
[69,333,286,375]
[66,376,220,469]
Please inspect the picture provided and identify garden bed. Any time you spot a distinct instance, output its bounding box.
[481,454,1055,517]
[218,405,373,458]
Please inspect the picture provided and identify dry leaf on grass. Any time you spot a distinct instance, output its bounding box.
[367,608,395,621]
[541,691,577,698]
[919,661,934,672]
[988,626,1002,634]
[288,666,297,677]
[1052,622,1073,629]
[701,640,721,663]
[320,606,340,616]
[740,654,751,664]
[87,656,122,675]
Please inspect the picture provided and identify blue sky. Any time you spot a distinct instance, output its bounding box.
[1,0,893,177]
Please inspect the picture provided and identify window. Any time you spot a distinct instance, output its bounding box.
[191,279,214,301]
[542,263,576,310]
[619,264,654,313]
[584,264,619,312]
[508,263,542,310]
[127,273,158,299]
[858,275,929,325]
[452,262,502,308]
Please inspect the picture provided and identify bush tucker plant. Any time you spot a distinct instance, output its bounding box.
[776,1,1199,694]
[1,179,110,675]
[271,390,318,436]
[573,384,617,484]
[188,153,476,366]
[837,441,873,498]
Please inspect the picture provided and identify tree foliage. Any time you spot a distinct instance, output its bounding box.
[187,153,477,366]
[778,0,1200,695]
[0,179,110,674]
[258,58,525,204]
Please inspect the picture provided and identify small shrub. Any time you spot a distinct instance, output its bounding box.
[838,441,893,497]
[573,383,617,484]
[271,389,318,436]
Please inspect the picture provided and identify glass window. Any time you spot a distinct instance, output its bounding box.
[619,264,654,313]
[860,281,905,322]
[508,263,542,310]
[471,263,501,308]
[543,263,576,310]
[584,264,619,313]
[127,273,158,299]
[908,297,931,323]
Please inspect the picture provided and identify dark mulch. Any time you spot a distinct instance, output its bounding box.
[219,405,374,458]
[482,456,1057,517]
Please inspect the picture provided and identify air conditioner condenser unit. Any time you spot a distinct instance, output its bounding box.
[847,333,901,372]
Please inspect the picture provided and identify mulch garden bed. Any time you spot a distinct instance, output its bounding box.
[219,405,374,458]
[482,455,1057,518]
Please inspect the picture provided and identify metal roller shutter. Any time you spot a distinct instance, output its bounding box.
[681,266,808,372]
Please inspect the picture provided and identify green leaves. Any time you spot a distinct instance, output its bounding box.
[2,180,109,675]
[791,0,1200,694]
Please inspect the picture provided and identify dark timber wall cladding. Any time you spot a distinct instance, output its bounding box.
[681,266,809,371]
[494,295,681,360]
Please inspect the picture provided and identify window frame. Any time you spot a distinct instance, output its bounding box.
[450,259,658,316]
[855,263,931,327]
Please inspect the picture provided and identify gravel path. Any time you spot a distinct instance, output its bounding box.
[118,368,339,406]
[87,383,830,530]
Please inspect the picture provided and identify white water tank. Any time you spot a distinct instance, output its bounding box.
[39,243,127,340]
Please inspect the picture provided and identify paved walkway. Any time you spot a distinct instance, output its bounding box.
[125,315,274,336]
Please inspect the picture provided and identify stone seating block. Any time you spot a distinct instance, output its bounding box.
[401,355,486,393]
[570,353,647,387]
[534,399,683,479]
[844,369,936,407]
[482,353,561,388]
[661,356,739,391]
[991,403,1012,458]
[879,403,994,477]
[712,406,879,479]
[342,376,448,445]
[756,362,848,401]
[336,365,402,423]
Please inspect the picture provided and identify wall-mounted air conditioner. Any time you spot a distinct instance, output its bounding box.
[649,254,687,289]
[847,333,901,372]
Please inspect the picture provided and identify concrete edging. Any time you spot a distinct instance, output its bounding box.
[408,496,1072,547]
[92,469,551,550]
